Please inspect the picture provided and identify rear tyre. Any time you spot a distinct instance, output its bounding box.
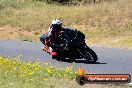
[69,58,76,63]
[52,55,63,61]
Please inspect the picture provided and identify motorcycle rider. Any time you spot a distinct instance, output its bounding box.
[40,19,69,59]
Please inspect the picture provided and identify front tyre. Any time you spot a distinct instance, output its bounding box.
[83,48,98,63]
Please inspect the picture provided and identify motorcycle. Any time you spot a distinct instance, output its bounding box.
[41,30,98,63]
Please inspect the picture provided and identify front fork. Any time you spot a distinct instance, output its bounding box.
[76,41,91,59]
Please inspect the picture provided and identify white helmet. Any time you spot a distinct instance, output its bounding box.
[52,19,62,25]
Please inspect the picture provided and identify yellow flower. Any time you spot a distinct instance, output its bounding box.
[45,63,48,65]
[30,79,33,81]
[69,71,73,74]
[66,78,69,81]
[58,74,62,77]
[73,78,76,81]
[43,78,48,80]
[28,71,34,76]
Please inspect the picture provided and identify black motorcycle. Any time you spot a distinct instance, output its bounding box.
[41,29,98,63]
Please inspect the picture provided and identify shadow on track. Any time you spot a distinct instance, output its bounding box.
[57,59,107,64]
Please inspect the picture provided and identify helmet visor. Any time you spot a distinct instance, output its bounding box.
[52,24,62,31]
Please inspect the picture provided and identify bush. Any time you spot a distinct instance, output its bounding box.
[0,0,119,7]
[30,0,118,5]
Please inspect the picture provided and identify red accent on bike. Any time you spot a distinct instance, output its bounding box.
[45,38,50,46]
[50,52,58,55]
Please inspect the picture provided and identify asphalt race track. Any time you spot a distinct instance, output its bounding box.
[0,40,132,76]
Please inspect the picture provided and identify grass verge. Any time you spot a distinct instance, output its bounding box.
[0,56,132,88]
[0,56,76,88]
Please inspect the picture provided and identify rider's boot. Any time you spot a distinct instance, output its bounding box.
[42,47,45,51]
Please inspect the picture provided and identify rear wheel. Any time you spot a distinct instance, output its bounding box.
[69,58,76,63]
[52,55,64,61]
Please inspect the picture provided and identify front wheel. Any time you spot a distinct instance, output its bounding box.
[80,46,98,63]
[86,49,98,63]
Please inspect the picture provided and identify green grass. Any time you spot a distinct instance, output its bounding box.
[0,0,132,48]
